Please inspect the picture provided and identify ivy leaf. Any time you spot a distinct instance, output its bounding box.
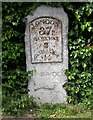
[12,22,18,26]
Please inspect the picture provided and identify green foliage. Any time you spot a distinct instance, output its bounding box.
[2,94,36,116]
[2,3,39,116]
[2,69,36,116]
[2,2,39,72]
[63,2,93,107]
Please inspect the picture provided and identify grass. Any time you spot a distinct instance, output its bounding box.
[2,103,92,118]
[34,103,92,118]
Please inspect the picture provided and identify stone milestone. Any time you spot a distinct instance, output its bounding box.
[25,5,68,104]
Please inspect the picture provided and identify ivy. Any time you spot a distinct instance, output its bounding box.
[2,2,39,116]
[63,2,93,107]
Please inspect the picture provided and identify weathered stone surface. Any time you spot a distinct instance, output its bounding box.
[30,17,62,63]
[25,5,68,104]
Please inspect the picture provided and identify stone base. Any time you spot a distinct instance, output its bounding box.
[28,63,67,104]
[28,84,67,104]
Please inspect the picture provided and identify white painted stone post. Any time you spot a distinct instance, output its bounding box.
[25,5,68,104]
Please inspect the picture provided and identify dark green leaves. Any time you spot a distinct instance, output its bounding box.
[2,3,38,116]
[63,2,93,106]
